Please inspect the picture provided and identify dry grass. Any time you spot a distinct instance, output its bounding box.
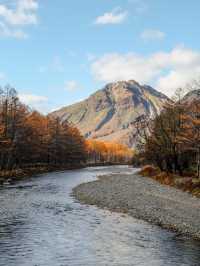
[140,165,200,198]
[139,165,160,177]
[0,167,49,184]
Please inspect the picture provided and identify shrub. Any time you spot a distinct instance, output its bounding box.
[140,165,160,177]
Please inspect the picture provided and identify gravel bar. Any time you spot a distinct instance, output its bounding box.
[73,172,200,239]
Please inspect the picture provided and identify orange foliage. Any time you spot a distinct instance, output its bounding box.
[86,139,133,164]
[140,165,160,177]
[0,86,86,170]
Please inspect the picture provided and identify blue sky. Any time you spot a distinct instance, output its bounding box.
[0,0,200,113]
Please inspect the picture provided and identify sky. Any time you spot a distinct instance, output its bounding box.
[0,0,200,113]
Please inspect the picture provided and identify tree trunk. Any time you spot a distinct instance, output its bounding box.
[197,146,200,178]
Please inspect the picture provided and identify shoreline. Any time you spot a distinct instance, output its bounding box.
[0,163,129,185]
[73,172,200,240]
[0,164,85,185]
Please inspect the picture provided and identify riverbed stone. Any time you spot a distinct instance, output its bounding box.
[73,172,200,239]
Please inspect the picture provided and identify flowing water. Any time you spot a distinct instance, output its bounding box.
[0,166,199,266]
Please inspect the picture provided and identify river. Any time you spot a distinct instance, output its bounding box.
[0,166,199,266]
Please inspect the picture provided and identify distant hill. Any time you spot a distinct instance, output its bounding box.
[183,89,200,103]
[51,80,169,148]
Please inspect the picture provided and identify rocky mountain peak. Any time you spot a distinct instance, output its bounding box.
[183,89,200,103]
[52,80,169,148]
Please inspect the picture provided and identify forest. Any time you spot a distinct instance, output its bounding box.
[86,139,133,165]
[136,87,200,196]
[0,86,132,181]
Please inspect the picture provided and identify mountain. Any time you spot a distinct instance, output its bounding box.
[52,80,169,148]
[183,89,200,103]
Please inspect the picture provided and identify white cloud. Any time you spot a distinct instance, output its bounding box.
[156,69,200,96]
[65,80,80,91]
[0,21,27,38]
[95,8,128,25]
[19,93,48,105]
[0,0,38,26]
[91,46,200,97]
[141,29,165,41]
[91,53,161,84]
[19,93,49,113]
[0,0,38,39]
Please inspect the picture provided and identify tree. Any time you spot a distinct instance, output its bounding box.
[86,139,133,164]
[138,84,200,177]
[0,86,87,172]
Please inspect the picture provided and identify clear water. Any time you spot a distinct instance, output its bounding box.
[0,166,199,266]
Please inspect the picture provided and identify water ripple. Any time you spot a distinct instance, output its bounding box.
[0,166,199,266]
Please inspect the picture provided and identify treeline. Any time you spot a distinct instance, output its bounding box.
[86,140,133,164]
[0,86,86,173]
[136,91,200,178]
[0,86,133,178]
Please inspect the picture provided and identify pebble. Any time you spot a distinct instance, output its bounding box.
[73,172,200,239]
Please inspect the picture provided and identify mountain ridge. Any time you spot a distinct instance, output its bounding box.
[183,89,200,102]
[52,80,170,147]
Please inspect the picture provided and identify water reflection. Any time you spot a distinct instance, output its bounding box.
[0,166,199,266]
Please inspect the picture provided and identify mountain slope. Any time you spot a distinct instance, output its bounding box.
[52,80,169,147]
[183,89,200,103]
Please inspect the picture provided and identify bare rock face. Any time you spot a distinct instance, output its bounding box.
[183,89,200,103]
[51,80,169,147]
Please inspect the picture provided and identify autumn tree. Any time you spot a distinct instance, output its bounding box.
[86,139,133,164]
[0,86,87,173]
[138,84,200,177]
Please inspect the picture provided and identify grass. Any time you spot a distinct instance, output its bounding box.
[140,165,200,198]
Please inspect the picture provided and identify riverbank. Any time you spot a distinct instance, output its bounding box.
[0,164,85,185]
[0,163,130,185]
[73,171,200,240]
[139,165,200,198]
